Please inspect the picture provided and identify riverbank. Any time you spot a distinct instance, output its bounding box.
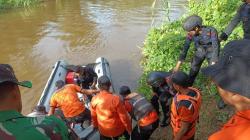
[139,0,242,139]
[0,0,39,9]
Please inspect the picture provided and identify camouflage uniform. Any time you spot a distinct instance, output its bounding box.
[223,2,250,39]
[0,110,70,140]
[179,26,220,85]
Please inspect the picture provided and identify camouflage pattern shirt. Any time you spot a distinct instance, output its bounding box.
[0,110,70,140]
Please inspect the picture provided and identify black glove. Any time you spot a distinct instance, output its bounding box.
[219,32,228,41]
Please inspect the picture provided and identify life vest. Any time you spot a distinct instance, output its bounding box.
[170,87,201,140]
[126,92,155,121]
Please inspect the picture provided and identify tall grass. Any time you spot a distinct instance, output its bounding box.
[0,0,39,9]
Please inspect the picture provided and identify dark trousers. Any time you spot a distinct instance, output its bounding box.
[189,47,217,86]
[151,94,170,125]
[100,131,130,140]
[131,120,159,140]
[66,108,91,125]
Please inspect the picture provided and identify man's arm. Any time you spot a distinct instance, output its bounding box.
[221,5,242,40]
[74,84,99,95]
[115,96,132,134]
[48,95,57,116]
[80,89,99,95]
[175,34,192,71]
[90,102,98,128]
[174,104,195,140]
[173,121,192,140]
[48,106,56,116]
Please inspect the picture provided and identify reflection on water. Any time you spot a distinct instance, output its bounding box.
[0,0,187,114]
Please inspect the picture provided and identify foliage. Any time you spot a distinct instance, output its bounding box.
[0,0,39,9]
[138,0,243,96]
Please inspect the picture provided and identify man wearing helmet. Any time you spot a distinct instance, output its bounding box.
[147,71,176,127]
[174,15,220,86]
[220,0,250,41]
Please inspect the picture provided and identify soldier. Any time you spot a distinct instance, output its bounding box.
[202,40,250,139]
[147,71,175,127]
[119,86,159,140]
[220,0,250,41]
[174,15,220,86]
[0,64,70,140]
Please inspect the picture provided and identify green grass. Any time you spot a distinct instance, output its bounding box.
[0,0,39,9]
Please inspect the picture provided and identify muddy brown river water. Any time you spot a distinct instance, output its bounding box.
[0,0,187,114]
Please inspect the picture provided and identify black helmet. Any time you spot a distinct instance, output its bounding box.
[147,72,166,88]
[98,75,111,89]
[171,71,190,88]
[182,15,202,31]
[119,86,131,96]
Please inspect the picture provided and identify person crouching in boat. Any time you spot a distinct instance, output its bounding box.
[119,86,159,140]
[48,80,99,127]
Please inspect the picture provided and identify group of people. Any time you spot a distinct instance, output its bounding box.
[1,0,250,140]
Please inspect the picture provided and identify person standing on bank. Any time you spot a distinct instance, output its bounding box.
[91,76,132,140]
[170,71,202,140]
[220,0,250,41]
[119,86,159,140]
[0,64,70,140]
[202,40,250,140]
[174,15,220,86]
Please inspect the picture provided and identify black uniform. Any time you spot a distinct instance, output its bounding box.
[149,71,174,126]
[223,3,250,39]
[179,26,220,85]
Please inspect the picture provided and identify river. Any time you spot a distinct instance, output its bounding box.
[0,0,187,114]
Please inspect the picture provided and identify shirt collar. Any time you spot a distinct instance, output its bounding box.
[0,110,23,122]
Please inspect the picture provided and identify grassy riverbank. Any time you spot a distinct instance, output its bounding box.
[0,0,39,9]
[140,0,243,139]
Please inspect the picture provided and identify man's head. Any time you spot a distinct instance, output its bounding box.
[119,86,131,97]
[171,71,190,92]
[202,40,250,109]
[183,15,202,35]
[55,80,65,89]
[0,64,32,112]
[98,75,111,91]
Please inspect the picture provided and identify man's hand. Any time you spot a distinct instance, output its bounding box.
[173,61,182,72]
[219,32,228,41]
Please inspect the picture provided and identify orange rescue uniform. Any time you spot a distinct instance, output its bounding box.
[124,100,158,127]
[91,91,132,137]
[209,109,250,140]
[171,87,201,140]
[50,84,85,118]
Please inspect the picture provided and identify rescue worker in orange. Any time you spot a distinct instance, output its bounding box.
[91,76,132,140]
[170,71,201,140]
[48,80,99,126]
[119,86,159,140]
[202,39,250,140]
